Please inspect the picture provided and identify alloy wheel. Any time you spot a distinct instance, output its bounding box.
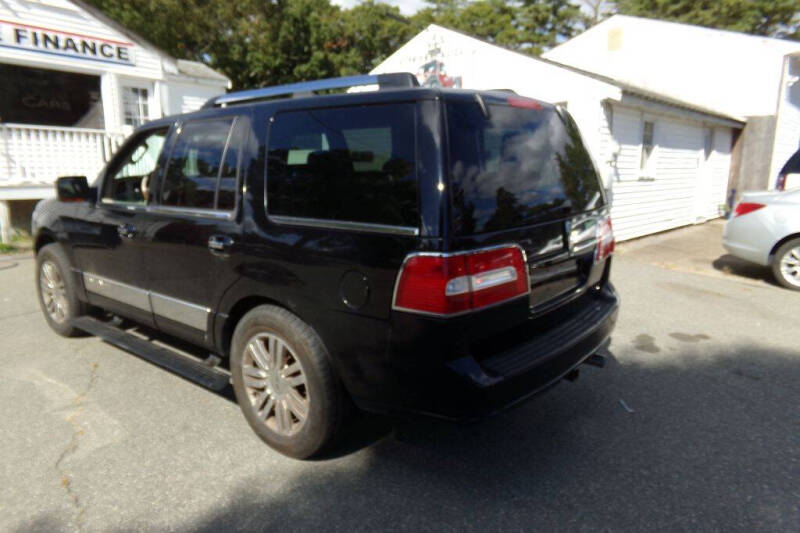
[779,246,800,287]
[242,333,310,437]
[40,260,68,324]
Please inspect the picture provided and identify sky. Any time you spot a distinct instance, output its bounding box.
[331,0,429,15]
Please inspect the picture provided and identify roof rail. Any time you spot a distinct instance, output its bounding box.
[203,72,419,108]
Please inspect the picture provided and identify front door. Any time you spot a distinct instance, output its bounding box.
[140,113,248,346]
[71,125,170,326]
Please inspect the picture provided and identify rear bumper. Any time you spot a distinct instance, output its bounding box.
[354,283,619,420]
[722,218,771,266]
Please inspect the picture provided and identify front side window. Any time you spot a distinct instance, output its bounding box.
[266,103,418,228]
[161,118,236,210]
[123,86,149,127]
[103,127,168,204]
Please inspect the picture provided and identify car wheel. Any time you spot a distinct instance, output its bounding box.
[771,238,800,291]
[36,243,87,337]
[230,305,345,459]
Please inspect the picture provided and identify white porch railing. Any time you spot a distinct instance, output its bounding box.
[0,123,126,188]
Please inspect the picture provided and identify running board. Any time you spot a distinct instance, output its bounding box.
[72,316,230,391]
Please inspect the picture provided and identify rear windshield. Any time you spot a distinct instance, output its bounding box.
[446,99,604,235]
[267,103,418,228]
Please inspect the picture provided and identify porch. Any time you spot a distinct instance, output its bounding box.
[0,123,125,242]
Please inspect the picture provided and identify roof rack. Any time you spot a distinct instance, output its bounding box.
[203,72,420,108]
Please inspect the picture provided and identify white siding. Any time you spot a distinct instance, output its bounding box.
[0,0,164,81]
[707,127,733,217]
[609,104,732,240]
[162,82,225,115]
[544,15,799,119]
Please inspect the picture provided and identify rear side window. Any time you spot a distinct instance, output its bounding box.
[446,100,604,235]
[267,104,418,228]
[161,117,237,210]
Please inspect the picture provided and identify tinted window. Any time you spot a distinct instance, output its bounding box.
[217,121,245,210]
[267,104,418,227]
[104,128,168,204]
[447,100,604,235]
[162,118,234,209]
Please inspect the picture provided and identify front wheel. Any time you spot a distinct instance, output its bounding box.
[230,305,345,458]
[35,243,86,336]
[772,238,800,291]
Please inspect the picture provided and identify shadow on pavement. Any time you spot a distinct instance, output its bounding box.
[711,254,777,286]
[20,343,800,532]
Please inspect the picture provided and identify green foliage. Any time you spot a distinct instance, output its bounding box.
[412,0,584,54]
[614,0,800,38]
[86,0,800,93]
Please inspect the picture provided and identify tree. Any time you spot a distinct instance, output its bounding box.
[613,0,800,39]
[579,0,614,29]
[411,0,585,54]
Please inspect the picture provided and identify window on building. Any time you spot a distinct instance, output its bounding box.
[161,117,237,210]
[704,127,715,161]
[122,87,149,127]
[640,121,655,172]
[266,103,418,228]
[103,127,168,204]
[0,64,103,128]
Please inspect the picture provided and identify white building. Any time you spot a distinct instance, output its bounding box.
[0,0,231,242]
[373,24,742,241]
[543,15,800,195]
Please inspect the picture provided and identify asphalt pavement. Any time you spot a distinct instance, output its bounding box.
[0,222,798,532]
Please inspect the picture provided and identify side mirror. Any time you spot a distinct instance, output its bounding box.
[56,176,94,202]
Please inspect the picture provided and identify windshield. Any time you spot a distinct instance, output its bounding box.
[446,99,604,235]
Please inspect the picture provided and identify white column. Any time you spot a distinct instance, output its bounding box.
[101,73,121,132]
[0,200,11,244]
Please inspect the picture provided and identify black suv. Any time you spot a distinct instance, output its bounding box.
[32,73,618,458]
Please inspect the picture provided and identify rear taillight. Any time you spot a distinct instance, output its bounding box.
[777,174,786,191]
[596,215,615,262]
[733,202,766,217]
[393,245,529,316]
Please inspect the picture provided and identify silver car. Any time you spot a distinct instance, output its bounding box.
[723,189,800,290]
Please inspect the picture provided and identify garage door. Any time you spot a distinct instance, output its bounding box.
[608,105,706,241]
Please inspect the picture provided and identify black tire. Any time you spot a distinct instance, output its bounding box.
[230,305,345,459]
[771,238,800,291]
[35,243,87,337]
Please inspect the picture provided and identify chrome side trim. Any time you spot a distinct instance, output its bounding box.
[99,201,234,221]
[149,292,210,331]
[148,205,234,220]
[390,243,532,318]
[83,272,210,331]
[83,273,150,311]
[269,215,419,236]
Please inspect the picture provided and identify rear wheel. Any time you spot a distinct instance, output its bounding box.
[36,243,86,336]
[772,238,800,291]
[230,305,344,458]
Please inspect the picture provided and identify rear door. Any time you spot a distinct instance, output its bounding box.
[444,94,608,312]
[141,113,250,346]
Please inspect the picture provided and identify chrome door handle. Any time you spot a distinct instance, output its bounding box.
[117,223,137,239]
[208,234,234,254]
